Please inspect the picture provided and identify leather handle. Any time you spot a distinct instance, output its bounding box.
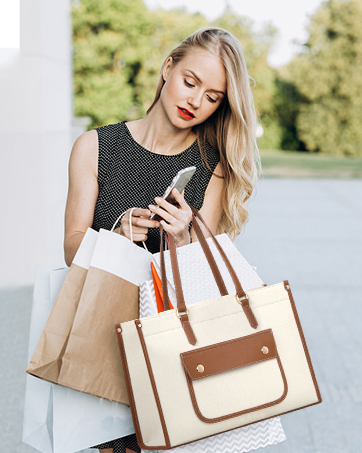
[189,206,258,329]
[167,230,187,313]
[190,215,228,296]
[159,215,229,311]
[159,229,171,311]
[158,205,258,329]
[189,206,247,299]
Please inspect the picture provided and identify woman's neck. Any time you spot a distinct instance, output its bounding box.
[126,103,197,155]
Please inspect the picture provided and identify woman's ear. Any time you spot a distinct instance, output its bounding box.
[163,57,173,81]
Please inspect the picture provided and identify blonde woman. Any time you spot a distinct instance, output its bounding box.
[64,27,275,453]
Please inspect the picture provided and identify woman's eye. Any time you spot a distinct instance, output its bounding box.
[207,95,217,103]
[184,79,194,88]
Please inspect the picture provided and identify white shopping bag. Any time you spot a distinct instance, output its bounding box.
[23,228,138,453]
[22,265,68,453]
[140,234,286,453]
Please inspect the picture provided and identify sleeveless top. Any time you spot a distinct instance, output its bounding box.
[91,121,220,254]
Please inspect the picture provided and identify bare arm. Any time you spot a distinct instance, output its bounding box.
[191,162,225,240]
[64,129,160,266]
[64,130,99,266]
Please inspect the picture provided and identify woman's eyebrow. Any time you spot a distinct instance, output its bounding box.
[186,69,225,95]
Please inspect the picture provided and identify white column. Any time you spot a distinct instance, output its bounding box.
[0,0,73,287]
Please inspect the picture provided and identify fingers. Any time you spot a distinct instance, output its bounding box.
[148,204,174,223]
[171,188,189,209]
[149,190,192,247]
[120,207,160,242]
[150,194,181,219]
[122,208,160,229]
[131,208,152,218]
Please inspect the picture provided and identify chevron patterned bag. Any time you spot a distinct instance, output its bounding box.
[115,211,321,450]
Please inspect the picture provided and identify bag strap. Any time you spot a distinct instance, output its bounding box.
[189,208,258,331]
[159,205,258,345]
[190,206,247,300]
[159,212,229,313]
[159,228,171,311]
[111,208,148,251]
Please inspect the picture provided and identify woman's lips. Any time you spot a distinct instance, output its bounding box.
[177,106,195,120]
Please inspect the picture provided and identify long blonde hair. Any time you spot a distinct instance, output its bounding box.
[147,27,261,239]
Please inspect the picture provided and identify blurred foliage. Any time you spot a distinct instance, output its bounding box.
[72,0,278,132]
[278,0,362,156]
[72,0,362,157]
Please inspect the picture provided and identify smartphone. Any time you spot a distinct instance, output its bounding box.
[150,166,197,220]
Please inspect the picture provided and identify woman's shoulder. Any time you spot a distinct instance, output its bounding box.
[71,129,98,161]
[94,121,123,135]
[69,129,98,180]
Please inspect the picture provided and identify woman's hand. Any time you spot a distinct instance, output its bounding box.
[117,208,160,242]
[148,189,192,247]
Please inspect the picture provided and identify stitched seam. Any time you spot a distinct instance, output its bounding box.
[182,320,196,344]
[186,356,276,380]
[181,329,273,357]
[284,281,322,402]
[142,300,288,340]
[184,351,288,423]
[243,305,258,328]
[135,321,171,448]
[130,287,288,326]
[116,326,146,447]
[181,330,274,379]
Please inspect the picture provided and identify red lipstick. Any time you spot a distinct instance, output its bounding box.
[177,106,195,120]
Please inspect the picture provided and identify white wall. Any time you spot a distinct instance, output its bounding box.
[0,0,73,287]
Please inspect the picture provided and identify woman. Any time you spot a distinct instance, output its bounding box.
[64,27,260,453]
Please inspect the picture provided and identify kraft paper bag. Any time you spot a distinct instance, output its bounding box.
[57,229,152,405]
[27,228,99,381]
[23,264,135,453]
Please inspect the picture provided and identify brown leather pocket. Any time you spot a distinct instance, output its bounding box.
[180,329,288,423]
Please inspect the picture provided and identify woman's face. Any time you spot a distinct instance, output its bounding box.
[160,49,227,129]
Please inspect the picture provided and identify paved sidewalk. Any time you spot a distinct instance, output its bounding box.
[235,179,362,453]
[1,178,361,453]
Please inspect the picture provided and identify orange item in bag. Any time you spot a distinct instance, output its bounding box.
[151,262,173,313]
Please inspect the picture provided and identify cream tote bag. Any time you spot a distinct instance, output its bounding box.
[115,211,321,450]
[138,235,286,452]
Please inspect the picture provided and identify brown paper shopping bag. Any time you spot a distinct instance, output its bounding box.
[56,229,152,405]
[27,228,99,382]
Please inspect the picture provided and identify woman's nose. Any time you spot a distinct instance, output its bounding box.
[188,92,202,109]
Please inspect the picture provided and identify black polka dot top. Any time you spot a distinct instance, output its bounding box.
[91,121,220,254]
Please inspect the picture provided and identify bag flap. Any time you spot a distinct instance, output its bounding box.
[181,329,276,381]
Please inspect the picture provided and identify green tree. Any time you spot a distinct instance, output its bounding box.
[273,69,306,151]
[286,0,362,156]
[72,0,156,128]
[130,8,208,115]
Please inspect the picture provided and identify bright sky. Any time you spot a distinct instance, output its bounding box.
[0,0,20,48]
[144,0,324,67]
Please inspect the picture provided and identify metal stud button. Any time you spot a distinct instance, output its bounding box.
[196,364,204,373]
[116,328,121,333]
[261,346,269,354]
